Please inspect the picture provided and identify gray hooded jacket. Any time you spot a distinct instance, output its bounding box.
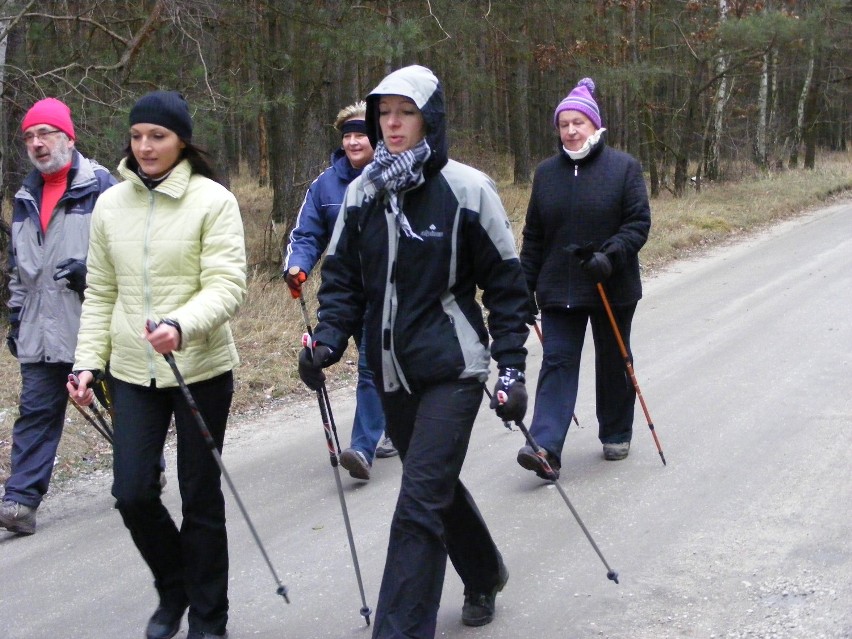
[8,150,115,364]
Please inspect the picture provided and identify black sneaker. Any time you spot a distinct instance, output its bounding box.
[339,448,371,480]
[0,499,37,535]
[186,631,227,639]
[516,445,561,481]
[462,559,509,627]
[145,605,185,639]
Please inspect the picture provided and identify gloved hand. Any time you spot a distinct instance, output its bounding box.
[298,342,334,391]
[580,252,612,283]
[285,266,307,299]
[489,367,527,423]
[6,307,20,358]
[54,258,87,301]
[526,294,539,326]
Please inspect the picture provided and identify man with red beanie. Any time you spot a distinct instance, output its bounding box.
[1,97,115,535]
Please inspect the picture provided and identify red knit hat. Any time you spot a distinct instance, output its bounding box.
[21,98,76,140]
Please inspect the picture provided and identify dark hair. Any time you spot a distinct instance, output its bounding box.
[124,139,222,184]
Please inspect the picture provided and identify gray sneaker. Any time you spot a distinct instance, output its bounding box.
[0,499,37,535]
[603,442,630,461]
[375,435,399,459]
[339,448,371,480]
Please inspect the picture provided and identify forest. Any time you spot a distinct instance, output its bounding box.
[0,0,849,239]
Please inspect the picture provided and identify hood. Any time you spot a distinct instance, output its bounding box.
[366,64,448,175]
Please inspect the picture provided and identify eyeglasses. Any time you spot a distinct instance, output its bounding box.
[23,129,63,144]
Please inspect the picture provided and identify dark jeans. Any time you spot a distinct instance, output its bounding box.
[110,371,233,636]
[530,304,637,463]
[5,362,72,508]
[372,379,503,639]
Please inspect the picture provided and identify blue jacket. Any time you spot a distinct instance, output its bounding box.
[283,148,362,276]
[313,65,529,394]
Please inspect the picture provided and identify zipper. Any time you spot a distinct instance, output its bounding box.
[143,190,157,381]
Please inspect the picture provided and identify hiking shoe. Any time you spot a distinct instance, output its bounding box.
[462,558,509,627]
[375,435,399,458]
[145,605,185,639]
[0,499,36,535]
[186,631,227,639]
[339,448,371,480]
[516,445,560,481]
[603,442,630,461]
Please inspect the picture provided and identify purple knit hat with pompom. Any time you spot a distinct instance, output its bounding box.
[553,78,601,129]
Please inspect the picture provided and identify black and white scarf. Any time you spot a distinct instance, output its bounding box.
[362,138,432,240]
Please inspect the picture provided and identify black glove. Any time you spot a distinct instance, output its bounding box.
[6,307,20,358]
[580,252,612,283]
[298,343,334,391]
[489,367,527,423]
[526,294,539,326]
[54,258,87,301]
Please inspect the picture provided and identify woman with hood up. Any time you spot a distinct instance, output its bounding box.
[297,65,530,637]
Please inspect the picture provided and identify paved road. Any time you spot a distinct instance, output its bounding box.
[2,200,850,639]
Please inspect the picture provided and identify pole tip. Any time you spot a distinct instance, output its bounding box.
[277,585,290,603]
[360,606,372,626]
[607,570,619,584]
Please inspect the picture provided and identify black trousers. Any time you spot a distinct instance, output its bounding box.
[110,371,233,636]
[372,379,503,639]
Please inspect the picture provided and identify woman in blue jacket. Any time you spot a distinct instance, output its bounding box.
[283,101,395,480]
[518,78,651,480]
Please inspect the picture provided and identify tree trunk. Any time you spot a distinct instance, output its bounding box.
[706,0,731,182]
[509,47,532,185]
[789,42,814,169]
[754,50,769,168]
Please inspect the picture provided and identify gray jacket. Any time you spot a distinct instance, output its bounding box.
[8,150,115,364]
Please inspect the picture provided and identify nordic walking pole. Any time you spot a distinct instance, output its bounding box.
[482,385,513,430]
[68,374,116,441]
[532,321,580,427]
[497,393,619,585]
[292,286,372,626]
[68,393,114,444]
[145,321,290,604]
[595,284,666,466]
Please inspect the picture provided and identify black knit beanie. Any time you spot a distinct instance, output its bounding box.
[129,91,193,141]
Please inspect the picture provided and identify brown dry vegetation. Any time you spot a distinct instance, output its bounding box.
[1,151,850,488]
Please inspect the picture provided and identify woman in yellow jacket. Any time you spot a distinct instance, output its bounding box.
[68,91,246,639]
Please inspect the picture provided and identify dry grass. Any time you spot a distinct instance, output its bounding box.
[1,151,850,487]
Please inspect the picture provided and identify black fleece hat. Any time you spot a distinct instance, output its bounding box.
[129,90,193,141]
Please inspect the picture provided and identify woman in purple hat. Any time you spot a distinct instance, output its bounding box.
[518,78,651,480]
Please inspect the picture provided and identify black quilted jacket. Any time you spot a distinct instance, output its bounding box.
[520,138,651,309]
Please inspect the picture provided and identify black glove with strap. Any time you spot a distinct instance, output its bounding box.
[581,251,612,283]
[298,342,335,391]
[489,367,527,423]
[54,258,87,301]
[6,307,20,359]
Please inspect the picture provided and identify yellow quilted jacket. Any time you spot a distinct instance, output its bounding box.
[74,158,247,387]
